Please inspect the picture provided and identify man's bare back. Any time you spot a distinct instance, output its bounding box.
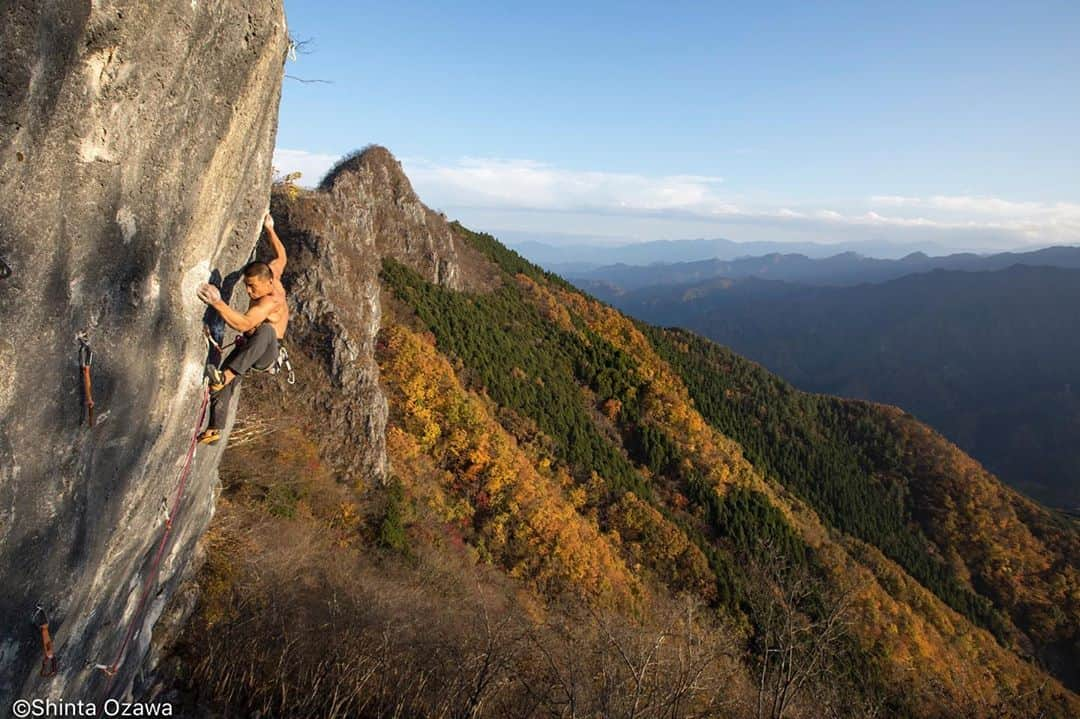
[267,284,289,339]
[249,274,289,339]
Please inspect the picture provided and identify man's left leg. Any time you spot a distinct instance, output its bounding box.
[212,323,278,390]
[198,324,277,444]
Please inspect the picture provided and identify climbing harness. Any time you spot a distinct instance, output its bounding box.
[77,333,95,427]
[204,325,295,385]
[33,606,58,678]
[95,385,210,688]
[252,344,296,385]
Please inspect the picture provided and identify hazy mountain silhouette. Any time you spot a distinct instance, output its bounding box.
[509,235,960,271]
[565,245,1080,292]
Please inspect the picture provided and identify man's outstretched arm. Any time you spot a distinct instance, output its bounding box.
[198,283,273,333]
[214,295,273,333]
[264,212,287,279]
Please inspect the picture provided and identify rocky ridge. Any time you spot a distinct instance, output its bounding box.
[266,146,497,487]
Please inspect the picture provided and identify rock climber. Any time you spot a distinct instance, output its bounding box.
[195,211,290,444]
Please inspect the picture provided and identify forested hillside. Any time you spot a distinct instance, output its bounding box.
[165,149,1079,718]
[601,265,1080,510]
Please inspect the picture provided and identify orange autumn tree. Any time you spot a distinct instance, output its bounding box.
[379,323,642,607]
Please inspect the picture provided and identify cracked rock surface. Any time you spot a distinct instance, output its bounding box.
[0,0,287,703]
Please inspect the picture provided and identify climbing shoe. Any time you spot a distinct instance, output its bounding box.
[206,366,227,392]
[197,428,222,445]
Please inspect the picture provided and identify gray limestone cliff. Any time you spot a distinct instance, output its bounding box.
[267,146,496,489]
[0,0,288,703]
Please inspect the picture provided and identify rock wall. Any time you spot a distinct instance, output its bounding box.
[0,0,287,703]
[270,146,495,487]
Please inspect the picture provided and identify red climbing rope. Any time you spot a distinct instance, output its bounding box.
[97,385,210,688]
[203,325,240,355]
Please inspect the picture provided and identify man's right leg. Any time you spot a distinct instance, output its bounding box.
[225,323,278,376]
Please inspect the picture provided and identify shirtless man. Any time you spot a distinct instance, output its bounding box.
[195,212,290,444]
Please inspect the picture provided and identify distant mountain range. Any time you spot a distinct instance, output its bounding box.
[565,245,1080,292]
[507,235,962,271]
[584,263,1080,510]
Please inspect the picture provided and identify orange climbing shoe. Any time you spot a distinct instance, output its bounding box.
[197,428,222,445]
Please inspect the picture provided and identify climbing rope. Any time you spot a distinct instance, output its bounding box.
[33,606,57,678]
[95,384,210,688]
[77,333,94,427]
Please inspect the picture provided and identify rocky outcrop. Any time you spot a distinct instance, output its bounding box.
[270,146,496,487]
[0,0,287,703]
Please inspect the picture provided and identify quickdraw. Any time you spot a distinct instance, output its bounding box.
[77,333,94,427]
[280,346,296,385]
[33,606,57,678]
[203,325,238,355]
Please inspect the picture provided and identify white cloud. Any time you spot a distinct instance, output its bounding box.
[871,194,1080,219]
[867,194,1080,241]
[272,148,339,185]
[405,157,1079,243]
[274,148,1080,248]
[400,157,732,215]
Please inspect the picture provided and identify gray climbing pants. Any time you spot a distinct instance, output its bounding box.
[207,322,279,429]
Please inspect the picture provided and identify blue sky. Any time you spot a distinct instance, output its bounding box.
[275,1,1080,250]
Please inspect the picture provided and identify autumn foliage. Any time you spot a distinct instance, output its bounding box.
[379,323,642,607]
[172,209,1080,718]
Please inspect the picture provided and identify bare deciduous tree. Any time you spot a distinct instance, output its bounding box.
[744,541,862,719]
